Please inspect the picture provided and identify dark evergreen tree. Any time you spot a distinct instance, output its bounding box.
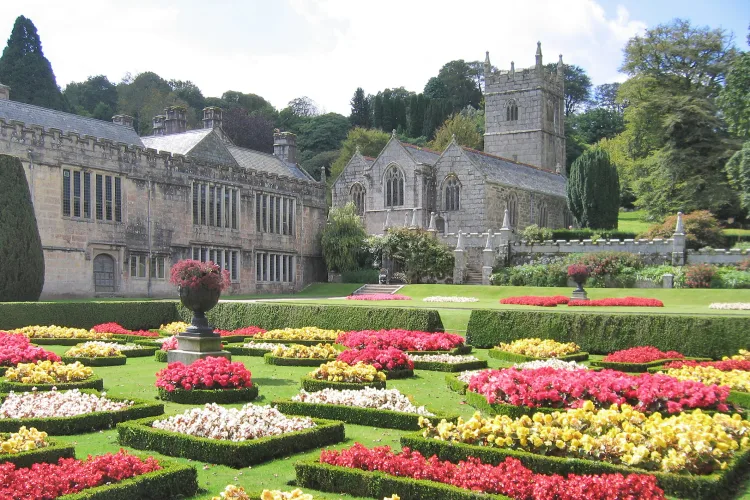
[394,96,407,132]
[567,148,620,229]
[0,16,66,111]
[372,94,383,130]
[64,75,118,117]
[0,154,44,301]
[349,87,370,128]
[381,92,394,132]
[407,94,421,137]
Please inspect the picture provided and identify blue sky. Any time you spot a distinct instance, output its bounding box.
[0,1,747,116]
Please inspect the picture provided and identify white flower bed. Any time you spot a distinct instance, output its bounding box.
[76,341,142,351]
[709,302,750,310]
[408,354,480,364]
[152,403,315,441]
[243,341,286,350]
[0,389,132,418]
[292,387,434,416]
[513,359,589,371]
[422,296,479,303]
[154,336,175,344]
[457,369,491,384]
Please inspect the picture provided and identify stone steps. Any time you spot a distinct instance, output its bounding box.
[353,284,404,295]
[464,270,484,285]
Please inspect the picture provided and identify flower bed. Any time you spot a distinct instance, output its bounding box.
[254,327,343,343]
[590,346,706,372]
[490,338,588,363]
[159,321,190,335]
[1,360,103,392]
[0,450,198,500]
[0,432,74,469]
[0,332,60,376]
[568,297,664,307]
[155,357,258,404]
[346,293,411,300]
[661,359,750,372]
[422,296,479,303]
[212,485,313,500]
[500,295,570,307]
[709,302,750,310]
[225,341,283,356]
[264,343,340,366]
[408,354,488,372]
[117,406,345,468]
[297,443,665,500]
[215,326,266,343]
[337,329,467,352]
[337,347,414,377]
[12,325,114,342]
[514,359,590,371]
[61,341,127,366]
[661,365,750,393]
[91,322,159,339]
[0,389,164,434]
[114,343,158,358]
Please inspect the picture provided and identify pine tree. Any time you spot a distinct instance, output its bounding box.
[567,148,620,229]
[372,94,383,130]
[0,154,44,301]
[0,16,66,111]
[349,88,371,128]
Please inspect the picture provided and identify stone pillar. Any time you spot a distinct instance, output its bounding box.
[427,212,437,238]
[482,229,494,285]
[453,230,465,284]
[403,211,409,227]
[495,209,513,268]
[410,208,418,228]
[672,212,686,265]
[383,209,391,231]
[662,273,674,289]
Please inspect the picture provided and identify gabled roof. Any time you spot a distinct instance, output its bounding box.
[227,145,313,181]
[0,98,142,145]
[141,129,212,155]
[401,142,440,166]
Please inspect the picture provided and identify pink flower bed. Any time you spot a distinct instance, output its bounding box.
[345,294,411,301]
[663,359,750,371]
[500,296,570,307]
[568,297,664,307]
[0,332,60,366]
[160,336,178,351]
[215,326,266,337]
[603,346,685,363]
[337,347,414,371]
[155,356,253,392]
[468,367,729,414]
[337,329,465,351]
[319,444,664,500]
[91,322,159,337]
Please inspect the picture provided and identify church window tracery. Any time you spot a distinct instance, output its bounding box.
[444,176,460,211]
[538,201,549,227]
[384,166,404,207]
[507,100,519,121]
[507,193,518,228]
[350,183,365,216]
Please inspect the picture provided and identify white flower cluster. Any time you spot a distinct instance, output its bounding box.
[709,303,750,310]
[408,354,481,364]
[292,387,434,416]
[76,341,142,351]
[0,389,132,419]
[513,359,589,371]
[457,369,491,384]
[243,342,286,350]
[422,296,479,303]
[154,336,175,344]
[152,403,315,441]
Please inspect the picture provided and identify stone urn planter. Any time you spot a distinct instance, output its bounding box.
[567,264,590,301]
[179,286,220,335]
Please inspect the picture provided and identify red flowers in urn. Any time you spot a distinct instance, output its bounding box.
[170,260,231,336]
[567,264,590,286]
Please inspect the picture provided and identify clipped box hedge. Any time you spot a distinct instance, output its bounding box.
[57,454,198,500]
[117,416,345,468]
[404,345,473,356]
[29,337,122,346]
[60,355,127,367]
[272,399,458,431]
[487,349,589,363]
[383,368,414,379]
[0,374,104,392]
[466,309,750,358]
[264,354,336,367]
[156,385,259,404]
[120,346,158,358]
[445,373,470,394]
[400,433,750,500]
[154,350,168,363]
[224,344,274,356]
[591,357,712,372]
[301,376,386,392]
[410,358,487,372]
[0,392,164,434]
[178,302,444,332]
[0,438,75,468]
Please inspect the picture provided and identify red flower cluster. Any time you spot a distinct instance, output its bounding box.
[155,356,253,392]
[663,359,750,371]
[603,346,685,363]
[337,347,414,371]
[567,264,590,283]
[169,259,230,291]
[160,336,178,352]
[345,294,411,301]
[214,326,266,337]
[0,331,60,366]
[499,296,570,307]
[568,297,664,307]
[0,450,161,499]
[91,322,158,337]
[336,330,465,351]
[319,444,664,500]
[468,367,729,413]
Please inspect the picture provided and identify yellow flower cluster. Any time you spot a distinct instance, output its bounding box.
[419,401,750,474]
[211,486,312,500]
[496,338,580,358]
[310,361,386,383]
[664,365,750,393]
[6,361,93,384]
[65,343,122,358]
[11,325,112,340]
[256,327,343,341]
[159,322,190,334]
[271,343,339,359]
[727,349,750,361]
[383,496,401,500]
[0,427,48,454]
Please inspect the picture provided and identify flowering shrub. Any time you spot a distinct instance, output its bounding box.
[338,347,414,371]
[685,264,716,288]
[320,443,665,499]
[5,360,93,384]
[662,365,750,393]
[422,296,479,303]
[468,367,730,413]
[0,389,132,418]
[408,354,481,364]
[212,486,313,500]
[603,346,685,363]
[419,403,750,474]
[0,426,48,454]
[513,359,589,371]
[170,259,230,291]
[11,325,112,340]
[499,296,569,307]
[336,330,465,351]
[0,450,161,498]
[90,322,158,337]
[155,357,253,392]
[215,326,266,337]
[568,297,664,307]
[310,361,386,383]
[292,387,434,415]
[567,264,590,284]
[159,322,190,334]
[271,343,339,359]
[152,403,315,440]
[663,359,750,372]
[255,327,343,341]
[709,302,750,310]
[65,342,123,358]
[346,294,412,300]
[0,332,60,366]
[242,341,285,350]
[159,336,178,352]
[496,338,580,358]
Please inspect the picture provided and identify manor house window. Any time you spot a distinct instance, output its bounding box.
[192,182,238,230]
[255,252,295,283]
[384,166,404,207]
[129,254,166,280]
[62,169,121,222]
[350,183,365,216]
[444,177,460,211]
[255,193,295,236]
[192,246,240,282]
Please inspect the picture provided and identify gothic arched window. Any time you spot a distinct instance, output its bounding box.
[538,202,549,227]
[507,193,518,228]
[384,166,404,207]
[444,176,460,211]
[506,100,519,121]
[350,183,365,216]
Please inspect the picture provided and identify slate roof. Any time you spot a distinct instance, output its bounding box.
[461,148,566,198]
[227,145,314,181]
[0,98,143,145]
[402,143,440,165]
[141,129,213,155]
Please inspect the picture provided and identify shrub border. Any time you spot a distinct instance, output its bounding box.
[154,350,168,362]
[445,373,470,394]
[60,355,127,367]
[29,337,120,346]
[120,346,158,358]
[383,368,414,379]
[488,349,589,363]
[301,376,386,392]
[591,357,713,372]
[0,374,104,392]
[404,345,473,355]
[0,437,75,468]
[264,354,337,367]
[156,385,259,404]
[224,344,274,356]
[117,416,345,469]
[410,358,488,372]
[249,338,339,346]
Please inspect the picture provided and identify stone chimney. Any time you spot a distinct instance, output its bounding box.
[0,83,9,100]
[152,115,166,136]
[202,107,223,129]
[273,131,297,163]
[112,114,134,128]
[163,105,187,135]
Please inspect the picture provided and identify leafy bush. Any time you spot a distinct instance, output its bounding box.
[551,229,637,241]
[341,268,378,284]
[321,203,367,273]
[685,264,717,288]
[639,210,726,250]
[567,252,644,287]
[520,224,553,242]
[380,228,454,284]
[490,263,567,287]
[635,265,686,287]
[714,268,750,289]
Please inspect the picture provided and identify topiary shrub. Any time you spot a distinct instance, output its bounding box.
[520,224,553,243]
[0,154,44,301]
[639,210,726,250]
[567,148,620,229]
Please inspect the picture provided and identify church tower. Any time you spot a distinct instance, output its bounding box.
[483,42,565,173]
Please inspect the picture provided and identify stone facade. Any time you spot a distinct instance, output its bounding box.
[0,88,327,298]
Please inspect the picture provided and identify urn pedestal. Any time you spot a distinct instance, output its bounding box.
[167,286,231,364]
[570,281,589,301]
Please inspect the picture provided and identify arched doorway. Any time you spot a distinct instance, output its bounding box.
[93,254,116,293]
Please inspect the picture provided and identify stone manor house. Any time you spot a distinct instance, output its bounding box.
[333,43,572,236]
[0,83,327,298]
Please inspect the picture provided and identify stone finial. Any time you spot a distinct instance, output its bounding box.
[455,230,464,250]
[411,208,418,227]
[485,229,494,250]
[510,61,515,75]
[558,54,564,67]
[391,129,397,139]
[320,166,327,184]
[501,208,510,229]
[451,133,457,145]
[484,51,491,76]
[485,51,491,65]
[355,145,361,155]
[404,211,409,227]
[535,41,543,68]
[674,212,685,235]
[383,209,391,230]
[428,211,437,230]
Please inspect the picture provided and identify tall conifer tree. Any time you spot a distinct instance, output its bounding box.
[567,148,620,229]
[349,88,370,128]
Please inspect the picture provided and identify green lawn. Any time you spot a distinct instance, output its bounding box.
[617,210,654,234]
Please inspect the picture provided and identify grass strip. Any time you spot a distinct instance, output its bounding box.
[156,385,259,404]
[0,437,75,468]
[300,376,386,392]
[487,349,589,363]
[0,374,104,392]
